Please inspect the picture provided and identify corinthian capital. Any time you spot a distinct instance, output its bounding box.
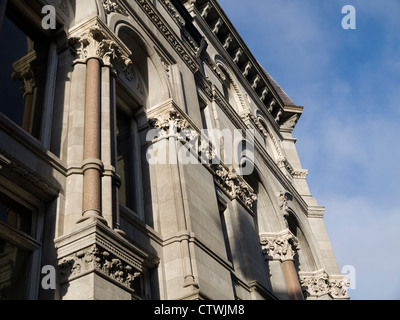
[259,229,300,262]
[299,269,350,300]
[68,17,134,80]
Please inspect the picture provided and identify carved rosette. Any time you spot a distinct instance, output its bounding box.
[58,244,141,292]
[68,20,134,80]
[259,229,300,262]
[299,270,350,299]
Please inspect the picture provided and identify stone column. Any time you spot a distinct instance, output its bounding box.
[80,57,106,224]
[260,229,304,300]
[68,18,133,227]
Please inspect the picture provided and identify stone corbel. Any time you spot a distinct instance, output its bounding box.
[223,34,233,50]
[299,269,350,300]
[200,3,213,19]
[242,61,252,77]
[251,74,261,90]
[259,87,269,101]
[259,229,300,262]
[233,48,242,64]
[212,18,223,34]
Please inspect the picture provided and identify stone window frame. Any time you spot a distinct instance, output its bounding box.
[1,1,59,150]
[0,182,45,300]
[115,96,146,222]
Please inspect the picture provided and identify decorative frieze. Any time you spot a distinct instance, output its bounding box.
[137,0,199,73]
[259,229,300,262]
[159,0,185,27]
[299,269,350,299]
[58,244,141,292]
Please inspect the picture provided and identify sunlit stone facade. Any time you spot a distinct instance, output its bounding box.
[0,0,348,300]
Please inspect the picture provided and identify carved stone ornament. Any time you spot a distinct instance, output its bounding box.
[214,165,257,210]
[102,0,128,16]
[299,269,350,299]
[136,0,199,73]
[277,190,292,225]
[68,20,134,80]
[148,108,192,142]
[58,244,141,292]
[147,105,257,210]
[259,229,300,262]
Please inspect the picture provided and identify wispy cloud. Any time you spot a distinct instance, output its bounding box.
[218,0,400,299]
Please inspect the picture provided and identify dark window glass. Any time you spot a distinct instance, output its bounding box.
[0,238,30,300]
[0,14,49,139]
[0,193,32,236]
[116,109,136,212]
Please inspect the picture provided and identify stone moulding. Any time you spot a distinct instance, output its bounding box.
[136,0,199,73]
[0,152,59,199]
[299,269,350,300]
[259,229,300,262]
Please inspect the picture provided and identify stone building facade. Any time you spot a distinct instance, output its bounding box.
[0,0,349,300]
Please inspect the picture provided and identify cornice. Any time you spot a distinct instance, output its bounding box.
[186,0,303,132]
[133,0,200,73]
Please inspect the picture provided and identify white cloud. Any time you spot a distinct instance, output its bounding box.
[218,0,400,300]
[323,194,400,300]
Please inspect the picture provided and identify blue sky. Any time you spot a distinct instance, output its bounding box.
[218,0,400,300]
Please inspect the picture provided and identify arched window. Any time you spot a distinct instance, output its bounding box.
[286,212,317,272]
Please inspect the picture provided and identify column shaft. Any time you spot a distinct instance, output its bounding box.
[281,260,304,300]
[80,58,106,224]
